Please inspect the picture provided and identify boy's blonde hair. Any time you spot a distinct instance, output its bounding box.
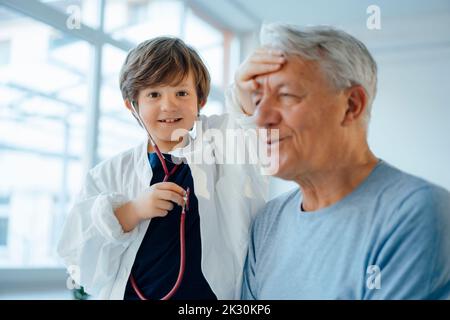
[119,37,210,106]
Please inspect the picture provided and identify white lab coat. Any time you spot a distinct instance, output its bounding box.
[57,87,269,299]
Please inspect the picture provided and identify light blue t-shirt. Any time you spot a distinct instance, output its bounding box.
[242,160,450,299]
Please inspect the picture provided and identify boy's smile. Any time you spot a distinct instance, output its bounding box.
[157,118,183,124]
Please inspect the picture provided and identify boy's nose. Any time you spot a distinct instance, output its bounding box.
[160,97,178,112]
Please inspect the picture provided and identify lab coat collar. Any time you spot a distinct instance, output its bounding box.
[133,123,199,188]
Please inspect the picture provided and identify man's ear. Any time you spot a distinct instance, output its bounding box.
[342,85,368,126]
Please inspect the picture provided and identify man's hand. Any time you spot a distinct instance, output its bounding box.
[234,48,286,116]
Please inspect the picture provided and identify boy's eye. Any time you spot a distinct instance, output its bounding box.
[148,92,160,98]
[177,91,189,97]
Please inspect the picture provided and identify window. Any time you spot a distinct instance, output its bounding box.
[39,0,101,29]
[0,218,8,247]
[105,0,184,42]
[98,44,143,161]
[128,0,148,25]
[0,0,236,269]
[185,8,225,88]
[0,8,90,267]
[0,195,10,247]
[0,39,11,66]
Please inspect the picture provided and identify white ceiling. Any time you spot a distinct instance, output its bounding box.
[189,0,450,33]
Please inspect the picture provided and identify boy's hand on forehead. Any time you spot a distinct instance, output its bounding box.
[235,47,286,116]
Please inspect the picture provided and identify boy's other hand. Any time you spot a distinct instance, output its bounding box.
[234,48,285,116]
[133,182,186,219]
[115,182,186,232]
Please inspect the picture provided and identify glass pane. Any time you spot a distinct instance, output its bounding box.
[184,9,223,49]
[201,99,224,117]
[105,0,184,43]
[0,8,90,267]
[185,9,224,88]
[199,45,224,89]
[39,0,100,29]
[98,44,144,161]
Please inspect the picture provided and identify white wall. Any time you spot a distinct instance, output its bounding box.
[370,48,450,190]
[358,13,450,192]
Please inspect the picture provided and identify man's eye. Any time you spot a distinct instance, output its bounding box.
[251,93,262,106]
[177,91,188,97]
[148,92,160,98]
[279,93,304,101]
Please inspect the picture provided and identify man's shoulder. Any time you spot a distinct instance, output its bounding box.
[393,181,450,223]
[377,161,449,207]
[375,161,450,228]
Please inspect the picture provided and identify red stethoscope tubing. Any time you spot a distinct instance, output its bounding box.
[129,101,190,300]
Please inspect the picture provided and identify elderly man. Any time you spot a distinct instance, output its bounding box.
[235,23,450,299]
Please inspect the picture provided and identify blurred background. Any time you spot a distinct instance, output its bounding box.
[0,0,449,299]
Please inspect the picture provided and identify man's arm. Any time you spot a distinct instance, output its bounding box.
[241,221,259,300]
[364,186,450,299]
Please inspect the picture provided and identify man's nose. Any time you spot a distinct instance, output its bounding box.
[255,96,282,128]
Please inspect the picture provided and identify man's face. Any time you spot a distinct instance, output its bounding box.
[135,71,199,149]
[252,55,349,180]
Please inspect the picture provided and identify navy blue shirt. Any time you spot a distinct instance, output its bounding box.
[124,153,216,300]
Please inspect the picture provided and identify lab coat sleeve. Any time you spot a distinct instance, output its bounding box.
[220,83,270,213]
[57,169,139,297]
[200,83,269,222]
[224,83,258,130]
[200,83,269,298]
[227,82,270,207]
[199,83,257,131]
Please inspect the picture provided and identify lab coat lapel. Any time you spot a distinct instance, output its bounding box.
[133,138,153,188]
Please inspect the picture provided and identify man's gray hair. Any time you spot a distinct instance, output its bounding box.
[260,23,377,123]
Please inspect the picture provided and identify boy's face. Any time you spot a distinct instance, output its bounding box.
[132,71,201,151]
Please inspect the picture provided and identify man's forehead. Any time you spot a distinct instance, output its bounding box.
[255,56,317,89]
